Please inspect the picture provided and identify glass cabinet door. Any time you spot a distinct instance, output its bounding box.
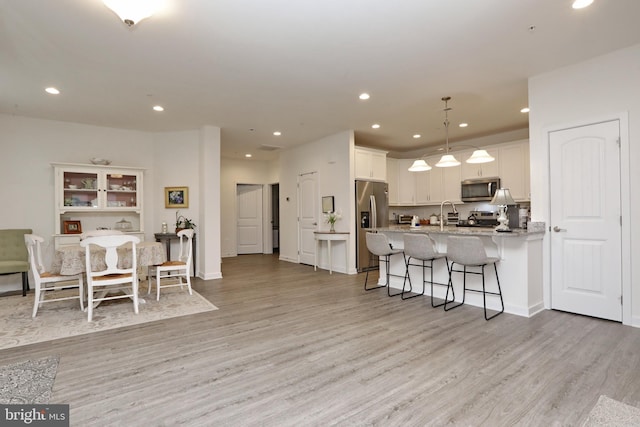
[62,171,99,208]
[105,172,138,208]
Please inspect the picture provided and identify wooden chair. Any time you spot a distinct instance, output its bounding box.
[80,234,140,322]
[148,229,194,301]
[24,234,84,317]
[79,229,123,240]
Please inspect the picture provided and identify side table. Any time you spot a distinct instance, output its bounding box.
[314,231,349,274]
[154,232,197,277]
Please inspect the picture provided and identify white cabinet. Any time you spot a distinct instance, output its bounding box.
[396,159,417,204]
[386,158,399,205]
[355,147,387,181]
[460,147,500,179]
[498,141,530,201]
[52,163,145,248]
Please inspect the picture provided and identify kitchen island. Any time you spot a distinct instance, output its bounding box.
[371,224,545,317]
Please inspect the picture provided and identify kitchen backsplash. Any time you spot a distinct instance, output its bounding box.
[390,201,531,225]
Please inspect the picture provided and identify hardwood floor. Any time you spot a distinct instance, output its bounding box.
[3,254,640,426]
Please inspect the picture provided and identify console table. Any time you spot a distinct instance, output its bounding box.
[154,232,196,277]
[314,231,349,274]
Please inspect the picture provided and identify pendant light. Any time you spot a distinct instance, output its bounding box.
[408,159,432,172]
[466,149,495,164]
[435,97,460,168]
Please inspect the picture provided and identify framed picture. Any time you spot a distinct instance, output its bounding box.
[322,196,334,213]
[165,186,189,208]
[63,220,82,234]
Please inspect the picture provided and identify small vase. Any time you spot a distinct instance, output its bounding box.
[330,223,335,232]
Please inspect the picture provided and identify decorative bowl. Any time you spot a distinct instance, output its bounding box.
[110,184,122,190]
[90,158,112,165]
[68,184,78,189]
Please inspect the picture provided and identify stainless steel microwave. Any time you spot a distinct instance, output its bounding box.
[461,177,500,202]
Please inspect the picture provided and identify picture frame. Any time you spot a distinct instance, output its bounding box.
[63,220,82,234]
[322,196,334,213]
[165,186,189,208]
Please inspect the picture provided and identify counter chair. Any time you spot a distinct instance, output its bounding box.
[444,235,504,320]
[81,234,140,322]
[402,233,454,307]
[364,232,404,297]
[24,234,84,317]
[147,228,194,301]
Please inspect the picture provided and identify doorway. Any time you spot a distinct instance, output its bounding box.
[271,183,279,253]
[236,184,263,254]
[297,172,318,266]
[549,120,622,321]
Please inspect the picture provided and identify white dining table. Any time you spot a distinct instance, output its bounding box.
[52,241,166,306]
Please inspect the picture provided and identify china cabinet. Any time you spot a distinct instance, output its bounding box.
[52,163,145,248]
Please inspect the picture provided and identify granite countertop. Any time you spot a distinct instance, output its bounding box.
[373,222,546,237]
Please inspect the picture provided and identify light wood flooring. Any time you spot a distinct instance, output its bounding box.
[2,254,640,426]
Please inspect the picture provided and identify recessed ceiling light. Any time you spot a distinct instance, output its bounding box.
[413,134,421,139]
[572,0,594,9]
[45,87,60,95]
[521,107,530,113]
[359,93,370,100]
[153,105,164,112]
[371,124,380,129]
[459,123,468,128]
[273,131,282,136]
[245,154,252,158]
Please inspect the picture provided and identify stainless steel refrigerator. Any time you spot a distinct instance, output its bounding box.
[355,180,389,272]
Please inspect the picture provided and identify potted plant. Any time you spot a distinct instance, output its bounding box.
[175,210,196,232]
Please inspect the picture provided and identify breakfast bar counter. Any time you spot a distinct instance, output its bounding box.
[371,224,545,317]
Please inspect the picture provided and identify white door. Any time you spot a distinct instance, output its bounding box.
[549,120,622,321]
[237,184,263,254]
[298,172,318,265]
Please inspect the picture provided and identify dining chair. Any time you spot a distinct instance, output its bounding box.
[148,228,194,301]
[79,229,124,240]
[444,235,504,320]
[80,234,140,322]
[402,233,453,307]
[364,231,404,296]
[24,234,84,317]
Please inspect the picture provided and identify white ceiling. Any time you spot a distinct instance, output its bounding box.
[2,0,640,160]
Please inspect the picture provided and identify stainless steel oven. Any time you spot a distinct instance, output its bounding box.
[461,177,500,202]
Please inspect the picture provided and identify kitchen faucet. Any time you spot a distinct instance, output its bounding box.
[440,200,457,231]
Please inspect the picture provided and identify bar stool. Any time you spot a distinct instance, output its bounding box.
[402,233,453,307]
[364,232,404,297]
[444,235,504,320]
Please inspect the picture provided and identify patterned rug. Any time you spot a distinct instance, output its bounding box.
[0,356,59,404]
[0,287,218,350]
[583,395,640,426]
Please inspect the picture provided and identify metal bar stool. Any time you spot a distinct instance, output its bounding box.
[444,235,504,320]
[364,232,404,297]
[402,233,454,307]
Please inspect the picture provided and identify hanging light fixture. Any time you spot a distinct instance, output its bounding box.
[435,97,460,168]
[466,148,495,164]
[408,159,432,172]
[102,0,165,27]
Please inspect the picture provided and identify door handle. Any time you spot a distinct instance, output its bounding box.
[553,226,566,232]
[313,222,317,226]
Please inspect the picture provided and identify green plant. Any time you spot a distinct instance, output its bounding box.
[175,210,196,229]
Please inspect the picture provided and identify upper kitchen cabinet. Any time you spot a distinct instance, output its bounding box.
[460,147,500,179]
[396,159,417,205]
[498,140,530,201]
[355,147,387,181]
[386,158,399,205]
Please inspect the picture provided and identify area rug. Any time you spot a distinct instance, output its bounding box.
[582,395,640,426]
[0,356,59,404]
[0,288,218,350]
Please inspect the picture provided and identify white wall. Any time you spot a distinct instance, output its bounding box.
[278,131,353,273]
[528,43,640,325]
[0,114,220,291]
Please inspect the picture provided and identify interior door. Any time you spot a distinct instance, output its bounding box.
[298,172,318,266]
[549,120,622,321]
[237,184,263,254]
